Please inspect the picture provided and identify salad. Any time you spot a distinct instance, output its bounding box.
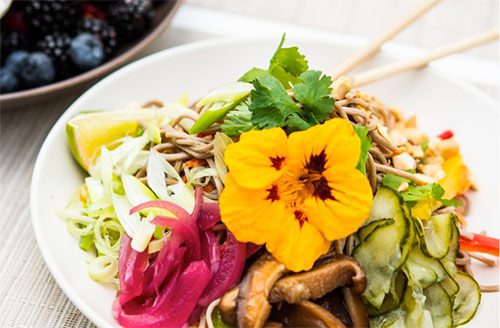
[59,35,499,328]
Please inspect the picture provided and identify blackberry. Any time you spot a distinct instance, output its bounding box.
[1,32,28,64]
[108,0,154,40]
[78,18,118,57]
[24,0,82,37]
[37,33,77,80]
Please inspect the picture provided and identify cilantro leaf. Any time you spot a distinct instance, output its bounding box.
[293,70,334,123]
[421,140,429,153]
[285,113,311,132]
[239,67,268,83]
[249,74,301,129]
[239,34,308,88]
[353,125,373,175]
[430,183,462,207]
[382,174,461,207]
[268,34,308,88]
[220,101,254,136]
[382,174,411,191]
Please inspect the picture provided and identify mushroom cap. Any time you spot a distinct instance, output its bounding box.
[268,256,366,304]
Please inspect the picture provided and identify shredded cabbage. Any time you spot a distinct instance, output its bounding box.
[87,255,119,283]
[213,132,233,183]
[59,106,208,283]
[186,166,218,187]
[147,151,195,213]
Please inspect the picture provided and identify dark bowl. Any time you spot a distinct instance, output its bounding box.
[0,0,183,110]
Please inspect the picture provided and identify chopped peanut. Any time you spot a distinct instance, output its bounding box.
[389,130,408,147]
[422,164,446,181]
[425,155,444,165]
[434,138,460,159]
[402,128,428,144]
[332,76,353,100]
[376,124,391,143]
[398,181,410,192]
[408,145,424,159]
[392,152,417,171]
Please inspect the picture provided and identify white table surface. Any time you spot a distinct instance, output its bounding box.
[0,1,498,327]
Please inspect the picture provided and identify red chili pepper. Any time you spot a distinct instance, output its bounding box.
[438,130,454,140]
[460,233,499,257]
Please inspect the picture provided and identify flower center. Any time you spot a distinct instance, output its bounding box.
[269,156,285,170]
[293,210,308,228]
[299,150,335,201]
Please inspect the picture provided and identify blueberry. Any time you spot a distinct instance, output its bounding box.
[5,50,29,76]
[19,52,56,88]
[0,69,19,93]
[70,33,104,70]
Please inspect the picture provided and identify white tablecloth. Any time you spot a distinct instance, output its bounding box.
[1,1,498,327]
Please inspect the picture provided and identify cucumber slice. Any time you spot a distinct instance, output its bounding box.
[354,223,402,308]
[404,244,447,290]
[424,283,453,328]
[367,271,407,316]
[370,308,406,328]
[440,215,459,277]
[355,187,412,308]
[402,286,434,328]
[453,273,481,326]
[401,202,416,263]
[440,275,460,299]
[358,218,394,242]
[418,213,453,259]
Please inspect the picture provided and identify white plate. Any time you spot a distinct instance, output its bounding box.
[31,37,499,328]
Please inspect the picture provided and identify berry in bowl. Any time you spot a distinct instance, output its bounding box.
[0,0,182,109]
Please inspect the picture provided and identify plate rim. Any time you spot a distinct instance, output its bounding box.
[30,36,499,327]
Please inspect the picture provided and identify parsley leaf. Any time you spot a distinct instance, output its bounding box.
[293,70,334,123]
[220,101,254,136]
[249,74,301,129]
[353,125,373,175]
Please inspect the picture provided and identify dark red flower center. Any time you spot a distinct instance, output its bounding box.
[270,156,285,170]
[265,184,280,202]
[302,150,335,201]
[294,210,308,228]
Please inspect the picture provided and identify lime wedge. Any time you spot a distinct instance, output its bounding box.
[67,109,159,171]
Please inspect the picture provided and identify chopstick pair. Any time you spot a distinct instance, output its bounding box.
[330,0,499,86]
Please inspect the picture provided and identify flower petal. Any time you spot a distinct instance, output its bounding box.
[304,167,372,240]
[220,173,286,245]
[224,128,288,189]
[287,118,360,176]
[266,213,330,272]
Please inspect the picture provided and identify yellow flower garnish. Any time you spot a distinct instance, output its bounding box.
[220,119,373,272]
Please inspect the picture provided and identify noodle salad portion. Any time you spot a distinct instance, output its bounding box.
[59,35,498,328]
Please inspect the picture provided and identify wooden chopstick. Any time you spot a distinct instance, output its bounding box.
[330,0,442,80]
[352,28,499,87]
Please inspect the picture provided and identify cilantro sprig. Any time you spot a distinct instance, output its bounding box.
[240,34,308,88]
[222,34,335,135]
[381,174,461,207]
[353,125,373,175]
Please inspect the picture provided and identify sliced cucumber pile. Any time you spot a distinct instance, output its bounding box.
[354,186,481,328]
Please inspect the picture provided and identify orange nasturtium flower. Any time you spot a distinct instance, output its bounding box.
[220,118,373,272]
